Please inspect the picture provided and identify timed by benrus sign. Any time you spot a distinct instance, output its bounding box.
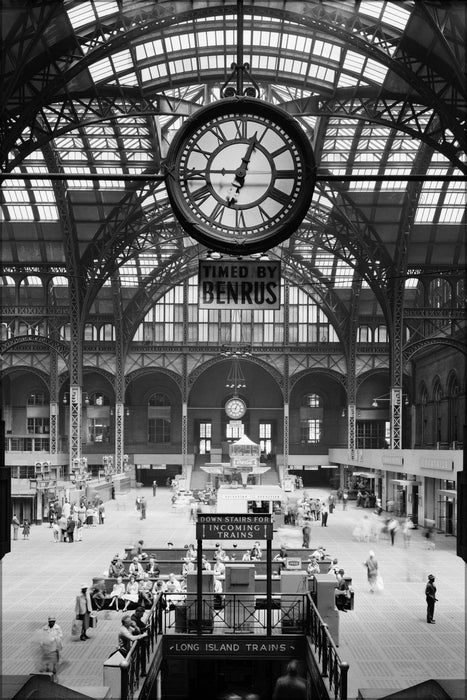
[199,260,280,310]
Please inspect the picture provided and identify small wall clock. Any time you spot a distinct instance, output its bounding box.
[225,397,247,419]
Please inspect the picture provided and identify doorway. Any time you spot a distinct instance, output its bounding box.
[162,657,306,700]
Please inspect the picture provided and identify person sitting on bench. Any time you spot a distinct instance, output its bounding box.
[108,576,126,610]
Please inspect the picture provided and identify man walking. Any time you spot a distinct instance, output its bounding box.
[11,514,20,540]
[272,660,306,699]
[425,574,438,623]
[38,615,63,680]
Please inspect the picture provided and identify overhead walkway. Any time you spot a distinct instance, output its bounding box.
[1,486,464,699]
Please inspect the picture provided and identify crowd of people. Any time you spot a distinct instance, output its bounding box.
[22,481,441,692]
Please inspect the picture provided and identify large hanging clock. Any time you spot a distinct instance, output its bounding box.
[225,397,247,420]
[164,97,316,255]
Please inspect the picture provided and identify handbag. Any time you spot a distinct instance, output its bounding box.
[71,620,81,636]
[89,613,98,628]
[375,575,384,592]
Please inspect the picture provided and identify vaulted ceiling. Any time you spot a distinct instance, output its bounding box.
[1,0,465,341]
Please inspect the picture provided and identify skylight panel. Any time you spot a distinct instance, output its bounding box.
[343,51,364,74]
[112,49,132,73]
[89,56,113,82]
[67,0,118,29]
[359,1,411,31]
[334,260,354,288]
[438,184,466,224]
[136,39,164,61]
[94,167,127,189]
[2,180,29,202]
[62,166,95,189]
[308,64,335,82]
[4,205,34,221]
[119,262,139,286]
[315,253,334,278]
[379,168,412,190]
[313,40,340,62]
[363,58,388,83]
[348,169,380,191]
[117,72,137,86]
[141,64,167,82]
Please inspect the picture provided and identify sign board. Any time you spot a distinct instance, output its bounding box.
[231,456,257,468]
[164,636,303,658]
[199,260,281,309]
[196,513,273,540]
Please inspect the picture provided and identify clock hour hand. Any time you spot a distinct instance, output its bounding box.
[227,133,258,206]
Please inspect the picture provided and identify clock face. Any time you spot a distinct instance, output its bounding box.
[225,397,247,419]
[165,98,316,254]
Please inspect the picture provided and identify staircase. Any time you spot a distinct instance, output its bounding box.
[189,454,213,490]
[189,454,280,490]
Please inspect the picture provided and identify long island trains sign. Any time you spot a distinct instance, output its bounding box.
[199,260,281,309]
[196,514,273,540]
[164,636,304,659]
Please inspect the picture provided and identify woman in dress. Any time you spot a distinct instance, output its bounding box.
[75,584,92,640]
[122,574,139,612]
[108,576,126,610]
[129,556,145,579]
[22,519,31,539]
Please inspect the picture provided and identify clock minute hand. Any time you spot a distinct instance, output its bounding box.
[233,132,258,184]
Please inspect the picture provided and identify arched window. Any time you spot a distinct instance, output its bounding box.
[148,392,171,443]
[374,326,388,342]
[455,278,465,309]
[447,373,460,444]
[84,324,97,341]
[86,392,111,443]
[303,394,321,408]
[357,326,371,343]
[300,393,323,443]
[27,391,47,406]
[419,383,428,446]
[100,324,115,341]
[432,379,443,444]
[27,390,49,435]
[428,278,451,309]
[60,324,71,341]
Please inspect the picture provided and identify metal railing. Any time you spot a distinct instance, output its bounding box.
[162,592,306,634]
[116,591,348,700]
[120,593,164,700]
[306,595,349,700]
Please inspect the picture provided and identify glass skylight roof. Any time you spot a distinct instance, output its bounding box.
[359,1,412,31]
[66,0,118,30]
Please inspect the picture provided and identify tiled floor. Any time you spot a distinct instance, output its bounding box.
[1,486,465,699]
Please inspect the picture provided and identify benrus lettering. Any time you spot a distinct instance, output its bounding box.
[199,261,280,310]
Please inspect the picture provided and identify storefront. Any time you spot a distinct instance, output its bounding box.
[436,488,457,536]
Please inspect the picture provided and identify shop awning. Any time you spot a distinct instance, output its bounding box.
[353,471,376,478]
[390,479,421,485]
[437,489,457,496]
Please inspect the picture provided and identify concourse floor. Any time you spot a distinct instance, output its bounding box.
[1,486,465,699]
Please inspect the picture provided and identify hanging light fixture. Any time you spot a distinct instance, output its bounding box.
[225,356,246,393]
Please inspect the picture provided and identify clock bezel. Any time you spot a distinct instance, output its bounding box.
[225,396,247,419]
[165,97,316,255]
